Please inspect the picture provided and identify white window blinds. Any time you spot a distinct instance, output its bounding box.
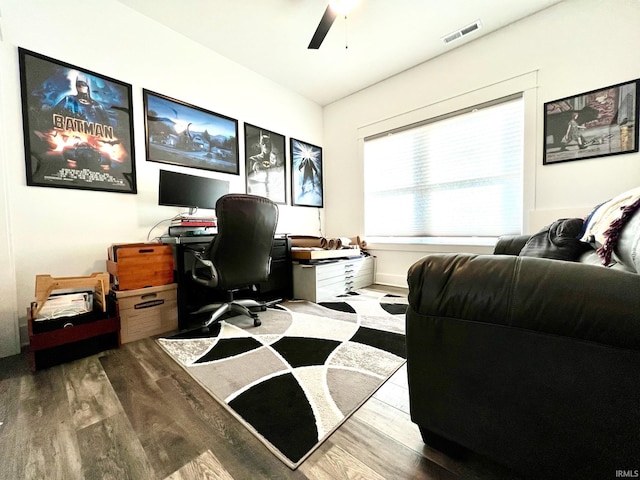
[363,95,524,239]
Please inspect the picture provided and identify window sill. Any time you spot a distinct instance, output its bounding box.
[364,236,498,255]
[366,236,498,247]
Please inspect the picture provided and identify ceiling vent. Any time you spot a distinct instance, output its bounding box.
[442,20,482,45]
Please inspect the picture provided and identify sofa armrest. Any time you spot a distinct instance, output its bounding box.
[407,253,640,350]
[492,235,530,255]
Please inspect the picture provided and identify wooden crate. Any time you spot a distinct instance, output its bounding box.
[33,272,108,318]
[107,243,174,290]
[114,283,178,343]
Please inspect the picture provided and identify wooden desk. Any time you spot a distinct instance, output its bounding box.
[163,235,292,329]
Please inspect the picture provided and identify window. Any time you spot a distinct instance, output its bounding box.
[363,94,524,240]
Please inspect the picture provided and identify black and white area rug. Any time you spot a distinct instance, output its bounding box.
[157,289,408,469]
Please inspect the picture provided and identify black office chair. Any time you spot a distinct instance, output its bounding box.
[188,194,278,330]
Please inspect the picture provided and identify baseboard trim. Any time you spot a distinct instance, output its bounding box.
[374,273,408,289]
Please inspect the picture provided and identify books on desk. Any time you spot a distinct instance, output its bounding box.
[172,215,216,225]
[169,216,217,237]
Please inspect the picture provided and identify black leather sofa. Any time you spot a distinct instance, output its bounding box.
[406,203,640,479]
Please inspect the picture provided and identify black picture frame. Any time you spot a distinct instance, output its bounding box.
[244,123,287,204]
[290,138,323,207]
[18,48,137,193]
[543,79,639,165]
[143,89,239,175]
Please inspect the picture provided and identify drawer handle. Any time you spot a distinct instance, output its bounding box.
[135,299,165,309]
[63,322,74,328]
[141,293,158,300]
[138,248,155,254]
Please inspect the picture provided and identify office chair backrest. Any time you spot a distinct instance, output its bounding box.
[206,194,279,290]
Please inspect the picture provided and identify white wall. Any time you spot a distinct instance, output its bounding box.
[0,42,20,358]
[323,0,640,287]
[3,0,639,355]
[0,0,324,355]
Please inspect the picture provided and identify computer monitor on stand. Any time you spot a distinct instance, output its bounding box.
[158,169,229,215]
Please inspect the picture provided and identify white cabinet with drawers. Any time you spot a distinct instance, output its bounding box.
[292,256,375,302]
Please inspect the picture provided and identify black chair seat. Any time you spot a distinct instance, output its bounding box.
[188,194,278,329]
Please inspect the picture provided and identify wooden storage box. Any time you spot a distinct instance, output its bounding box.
[107,243,174,290]
[114,283,178,343]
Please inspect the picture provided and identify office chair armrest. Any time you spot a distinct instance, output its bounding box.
[187,250,219,288]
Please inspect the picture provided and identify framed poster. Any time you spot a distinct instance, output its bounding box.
[290,138,323,207]
[244,123,287,204]
[143,89,239,175]
[18,48,136,193]
[543,80,639,165]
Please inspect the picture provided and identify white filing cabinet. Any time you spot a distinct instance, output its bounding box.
[292,255,375,302]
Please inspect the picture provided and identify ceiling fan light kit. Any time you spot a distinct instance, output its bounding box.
[329,0,361,15]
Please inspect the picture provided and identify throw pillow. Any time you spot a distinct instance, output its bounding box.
[520,218,591,261]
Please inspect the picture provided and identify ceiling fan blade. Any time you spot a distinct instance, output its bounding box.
[308,5,337,49]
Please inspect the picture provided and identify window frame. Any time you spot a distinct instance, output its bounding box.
[356,71,538,248]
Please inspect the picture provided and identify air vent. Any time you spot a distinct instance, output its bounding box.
[442,20,482,45]
[443,31,462,44]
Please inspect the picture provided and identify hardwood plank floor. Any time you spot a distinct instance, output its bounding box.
[0,298,520,479]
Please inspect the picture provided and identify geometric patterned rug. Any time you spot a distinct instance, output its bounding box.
[157,288,408,469]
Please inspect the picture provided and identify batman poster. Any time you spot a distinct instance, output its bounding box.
[18,48,136,193]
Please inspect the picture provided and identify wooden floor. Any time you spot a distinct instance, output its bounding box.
[0,291,519,480]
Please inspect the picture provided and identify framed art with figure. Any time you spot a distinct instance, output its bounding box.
[18,48,137,193]
[543,80,639,165]
[143,89,239,175]
[290,138,323,207]
[244,123,287,204]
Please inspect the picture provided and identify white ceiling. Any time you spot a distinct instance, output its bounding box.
[116,0,564,106]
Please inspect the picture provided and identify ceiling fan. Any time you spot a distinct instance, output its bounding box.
[308,0,361,49]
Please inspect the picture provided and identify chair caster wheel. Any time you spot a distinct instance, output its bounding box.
[253,317,261,327]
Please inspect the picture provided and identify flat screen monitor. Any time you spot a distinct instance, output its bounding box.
[158,170,229,213]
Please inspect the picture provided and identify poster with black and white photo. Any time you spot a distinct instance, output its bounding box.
[244,123,287,204]
[543,80,639,165]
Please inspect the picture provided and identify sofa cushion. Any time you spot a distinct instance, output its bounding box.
[407,253,640,350]
[519,218,591,261]
[493,235,530,255]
